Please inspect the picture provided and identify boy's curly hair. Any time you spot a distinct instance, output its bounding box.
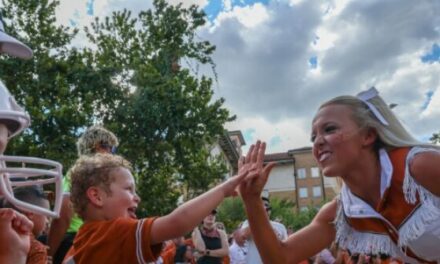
[76,125,119,156]
[69,153,131,219]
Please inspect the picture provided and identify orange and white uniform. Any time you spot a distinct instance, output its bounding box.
[63,217,162,264]
[335,147,440,263]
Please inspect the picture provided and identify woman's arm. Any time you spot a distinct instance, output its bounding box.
[239,141,337,263]
[150,146,254,245]
[244,198,337,264]
[409,150,440,196]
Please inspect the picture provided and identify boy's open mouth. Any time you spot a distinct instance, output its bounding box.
[127,207,137,219]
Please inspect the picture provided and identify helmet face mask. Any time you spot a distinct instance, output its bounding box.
[0,155,63,218]
[0,16,62,218]
[0,82,63,218]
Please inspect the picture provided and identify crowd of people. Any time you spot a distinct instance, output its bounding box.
[1,15,439,264]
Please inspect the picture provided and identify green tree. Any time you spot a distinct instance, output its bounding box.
[431,132,440,144]
[0,0,121,169]
[86,0,232,216]
[216,197,319,233]
[270,198,296,229]
[289,205,319,231]
[217,197,246,232]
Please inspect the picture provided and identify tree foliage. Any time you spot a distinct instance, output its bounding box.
[1,0,232,216]
[217,197,319,233]
[0,0,120,168]
[85,0,232,215]
[431,132,440,144]
[217,197,247,233]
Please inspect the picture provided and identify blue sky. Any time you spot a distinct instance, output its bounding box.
[86,0,95,15]
[57,0,440,152]
[421,44,440,64]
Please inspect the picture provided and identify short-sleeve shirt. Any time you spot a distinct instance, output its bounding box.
[241,220,287,264]
[63,217,162,264]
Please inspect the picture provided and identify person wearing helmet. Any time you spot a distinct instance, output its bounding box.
[0,15,62,264]
[0,14,33,264]
[0,56,63,219]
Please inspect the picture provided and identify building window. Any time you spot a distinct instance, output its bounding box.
[311,167,320,178]
[297,168,306,179]
[299,187,308,198]
[313,186,322,197]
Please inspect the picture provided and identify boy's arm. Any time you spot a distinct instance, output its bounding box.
[47,194,73,256]
[149,166,249,245]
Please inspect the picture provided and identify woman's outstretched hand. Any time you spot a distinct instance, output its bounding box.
[238,140,276,200]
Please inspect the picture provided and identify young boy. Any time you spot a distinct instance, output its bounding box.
[64,153,251,264]
[48,125,119,264]
[3,186,51,264]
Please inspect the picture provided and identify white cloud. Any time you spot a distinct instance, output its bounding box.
[226,116,311,153]
[215,3,269,29]
[56,0,90,27]
[167,0,209,8]
[203,0,440,153]
[55,0,440,153]
[313,27,338,51]
[223,0,233,12]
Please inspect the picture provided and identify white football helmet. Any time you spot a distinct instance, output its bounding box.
[0,17,33,59]
[0,82,63,218]
[0,80,30,138]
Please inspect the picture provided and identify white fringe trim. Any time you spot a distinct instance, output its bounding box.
[335,200,398,256]
[400,147,440,247]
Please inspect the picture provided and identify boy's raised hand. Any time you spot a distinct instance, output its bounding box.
[238,141,276,200]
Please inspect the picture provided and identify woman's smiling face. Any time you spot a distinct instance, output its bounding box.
[311,104,367,177]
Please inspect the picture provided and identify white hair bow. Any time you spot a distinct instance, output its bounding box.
[357,87,389,126]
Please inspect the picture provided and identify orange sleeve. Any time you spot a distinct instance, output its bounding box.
[63,218,163,264]
[108,218,162,264]
[134,217,163,263]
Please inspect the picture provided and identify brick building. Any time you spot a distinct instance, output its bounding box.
[263,147,340,211]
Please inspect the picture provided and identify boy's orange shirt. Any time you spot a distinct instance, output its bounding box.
[63,217,162,264]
